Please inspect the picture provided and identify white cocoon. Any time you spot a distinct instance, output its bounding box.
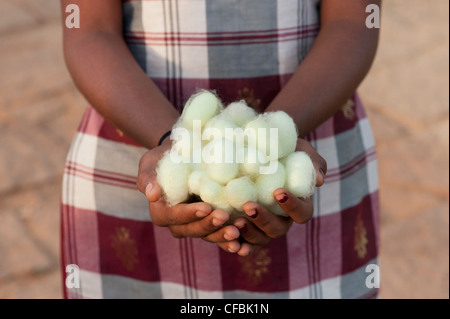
[188,170,207,195]
[244,116,278,160]
[199,178,232,212]
[284,151,316,198]
[224,176,258,211]
[181,91,222,129]
[220,101,257,127]
[171,129,201,160]
[240,147,268,178]
[255,162,286,207]
[156,152,191,206]
[203,116,244,147]
[264,111,298,159]
[202,138,239,184]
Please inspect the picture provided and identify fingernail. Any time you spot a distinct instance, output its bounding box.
[276,193,288,203]
[320,168,326,177]
[247,209,258,219]
[196,210,210,218]
[237,223,247,234]
[145,183,153,197]
[228,243,239,253]
[212,218,226,227]
[224,231,238,241]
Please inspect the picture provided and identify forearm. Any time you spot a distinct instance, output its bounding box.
[64,31,179,149]
[267,19,379,137]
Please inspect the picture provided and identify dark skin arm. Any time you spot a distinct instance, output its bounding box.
[61,0,178,148]
[61,0,278,252]
[62,0,379,256]
[232,0,381,253]
[139,0,380,256]
[266,0,381,136]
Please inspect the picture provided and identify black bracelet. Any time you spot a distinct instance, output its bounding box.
[158,130,172,146]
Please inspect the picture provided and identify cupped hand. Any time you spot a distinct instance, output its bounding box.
[136,141,242,251]
[231,138,327,256]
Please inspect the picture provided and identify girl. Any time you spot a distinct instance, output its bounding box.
[61,0,380,298]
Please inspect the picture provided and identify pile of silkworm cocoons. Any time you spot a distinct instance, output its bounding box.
[156,90,316,218]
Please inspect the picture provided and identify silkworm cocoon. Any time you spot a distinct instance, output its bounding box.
[220,101,257,127]
[171,129,197,160]
[199,178,232,212]
[284,151,316,198]
[187,169,207,195]
[181,90,222,130]
[264,111,298,159]
[244,116,278,160]
[203,116,244,147]
[202,138,239,184]
[188,145,203,171]
[255,162,286,207]
[224,176,258,211]
[239,147,268,178]
[156,152,191,206]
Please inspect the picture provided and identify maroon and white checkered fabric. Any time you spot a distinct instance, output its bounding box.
[61,0,380,299]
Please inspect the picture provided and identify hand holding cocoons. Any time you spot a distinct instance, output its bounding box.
[156,90,318,218]
[224,176,258,211]
[181,90,222,130]
[284,151,316,198]
[156,152,191,206]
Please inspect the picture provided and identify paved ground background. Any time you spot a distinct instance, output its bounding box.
[0,0,448,299]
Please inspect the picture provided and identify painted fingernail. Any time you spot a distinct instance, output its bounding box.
[247,209,258,219]
[276,194,288,203]
[237,223,248,234]
[320,168,326,177]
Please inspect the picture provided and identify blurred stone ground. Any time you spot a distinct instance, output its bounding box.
[0,0,448,299]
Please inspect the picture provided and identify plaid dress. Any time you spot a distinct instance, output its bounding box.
[61,0,380,299]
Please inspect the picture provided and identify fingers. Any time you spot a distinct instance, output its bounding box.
[166,209,230,238]
[149,201,212,227]
[296,138,327,187]
[242,202,293,239]
[202,225,240,243]
[137,151,163,202]
[273,188,314,224]
[145,182,162,203]
[236,242,254,257]
[232,217,271,246]
[217,240,241,254]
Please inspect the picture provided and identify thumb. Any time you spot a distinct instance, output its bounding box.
[144,180,163,203]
